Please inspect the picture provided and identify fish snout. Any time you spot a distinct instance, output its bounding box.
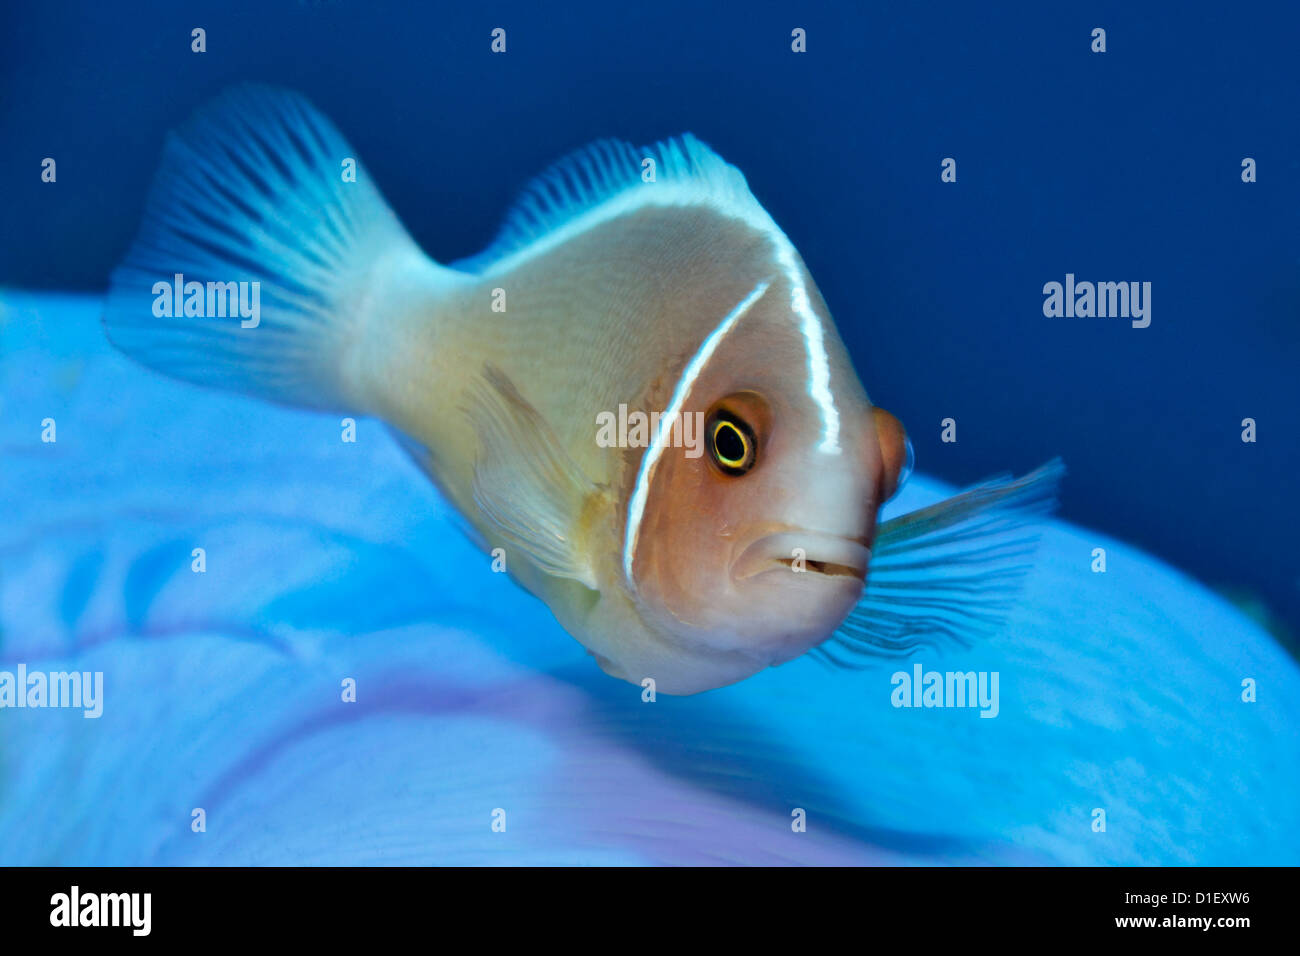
[872,405,913,504]
[733,531,871,583]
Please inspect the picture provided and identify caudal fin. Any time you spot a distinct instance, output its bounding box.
[104,84,451,412]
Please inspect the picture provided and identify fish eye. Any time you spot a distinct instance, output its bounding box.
[707,412,756,476]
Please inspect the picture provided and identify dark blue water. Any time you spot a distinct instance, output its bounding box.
[3,0,1297,634]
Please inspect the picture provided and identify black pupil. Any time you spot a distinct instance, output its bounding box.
[716,422,745,463]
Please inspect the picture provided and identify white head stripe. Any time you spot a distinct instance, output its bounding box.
[621,280,772,586]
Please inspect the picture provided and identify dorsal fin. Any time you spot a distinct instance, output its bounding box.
[453,134,777,274]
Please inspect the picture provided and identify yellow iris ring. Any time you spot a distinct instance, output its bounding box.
[711,418,751,471]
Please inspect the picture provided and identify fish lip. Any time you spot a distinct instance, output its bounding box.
[732,531,871,583]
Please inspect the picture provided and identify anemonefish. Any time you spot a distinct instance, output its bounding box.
[105,86,1060,694]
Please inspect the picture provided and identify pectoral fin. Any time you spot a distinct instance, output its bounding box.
[463,364,602,589]
[820,459,1065,666]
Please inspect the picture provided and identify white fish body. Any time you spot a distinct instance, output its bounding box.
[106,86,1057,694]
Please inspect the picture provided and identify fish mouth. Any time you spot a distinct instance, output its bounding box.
[733,531,870,583]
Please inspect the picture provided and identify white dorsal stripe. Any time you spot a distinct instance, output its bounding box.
[462,131,843,466]
[622,280,772,586]
[453,134,772,277]
[472,177,843,454]
[774,243,841,455]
